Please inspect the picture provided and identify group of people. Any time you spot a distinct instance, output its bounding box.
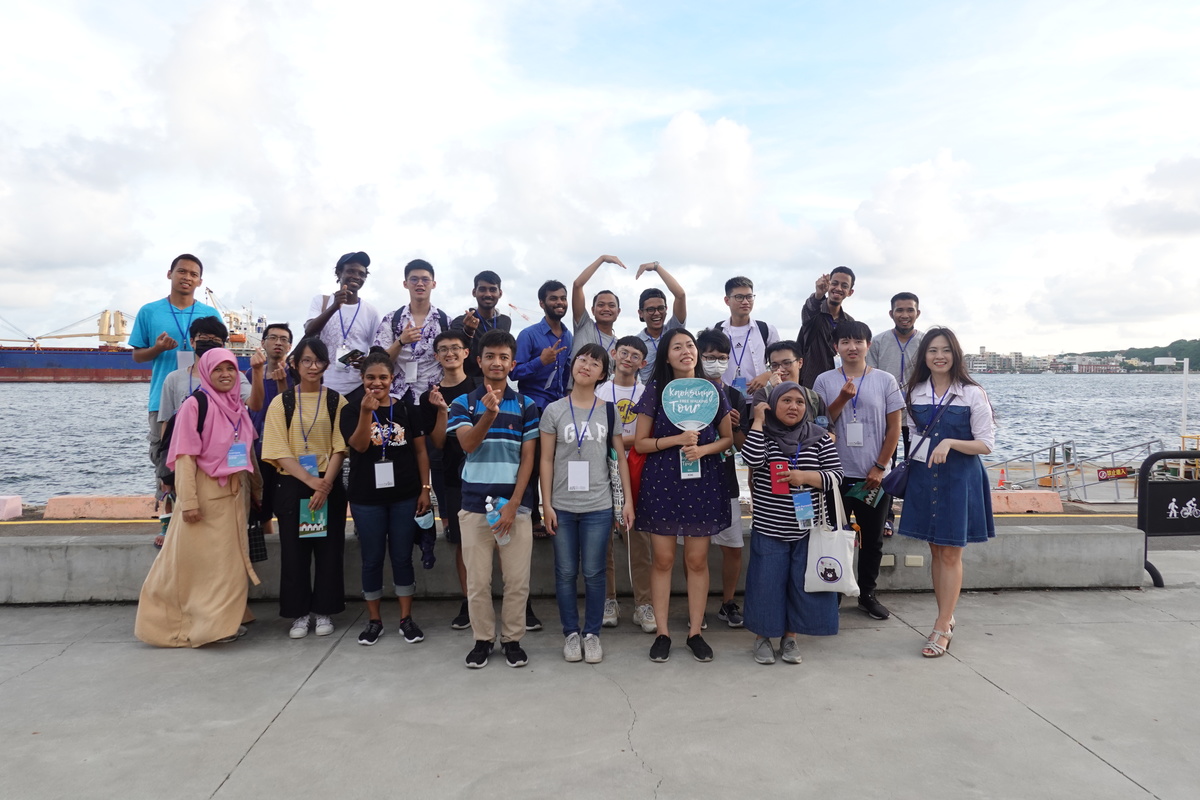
[132,253,996,667]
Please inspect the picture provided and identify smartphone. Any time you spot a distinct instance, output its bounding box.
[338,348,364,366]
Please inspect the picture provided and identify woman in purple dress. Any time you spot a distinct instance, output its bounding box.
[633,328,733,664]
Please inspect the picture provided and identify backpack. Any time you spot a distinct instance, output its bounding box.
[715,318,771,357]
[281,387,341,430]
[156,389,209,486]
[391,306,449,338]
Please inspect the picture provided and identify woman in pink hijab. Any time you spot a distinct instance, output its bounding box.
[136,348,263,647]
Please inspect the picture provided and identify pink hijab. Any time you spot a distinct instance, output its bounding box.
[167,348,257,484]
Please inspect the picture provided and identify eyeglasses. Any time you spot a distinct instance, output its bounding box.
[194,335,224,345]
[406,276,434,285]
[299,358,326,367]
[436,346,464,355]
[701,355,728,363]
[769,359,798,370]
[642,305,667,315]
[264,334,291,343]
[729,293,755,302]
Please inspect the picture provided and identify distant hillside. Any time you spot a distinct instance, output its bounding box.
[1082,338,1200,363]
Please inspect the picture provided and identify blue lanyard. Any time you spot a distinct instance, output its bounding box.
[372,403,394,460]
[169,301,197,351]
[296,389,323,452]
[338,302,361,344]
[568,396,598,455]
[730,323,754,375]
[840,367,867,420]
[593,320,614,352]
[925,384,951,431]
[893,332,914,378]
[201,388,242,440]
[787,439,807,469]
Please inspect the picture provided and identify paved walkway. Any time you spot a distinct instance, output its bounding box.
[4,551,1199,799]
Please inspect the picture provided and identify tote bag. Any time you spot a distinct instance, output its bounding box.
[804,486,860,596]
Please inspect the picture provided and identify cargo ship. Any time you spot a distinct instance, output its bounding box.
[0,294,263,382]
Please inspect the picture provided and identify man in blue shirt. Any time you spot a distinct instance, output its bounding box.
[512,280,572,410]
[447,330,541,669]
[129,253,222,482]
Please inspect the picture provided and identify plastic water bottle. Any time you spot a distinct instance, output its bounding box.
[485,496,511,546]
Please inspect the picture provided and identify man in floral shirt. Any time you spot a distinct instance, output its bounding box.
[374,259,450,402]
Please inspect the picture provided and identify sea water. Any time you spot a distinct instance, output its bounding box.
[0,374,1192,504]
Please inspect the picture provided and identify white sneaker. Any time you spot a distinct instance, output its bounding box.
[563,632,583,662]
[289,616,310,639]
[583,633,603,664]
[314,616,334,636]
[602,598,620,628]
[633,604,657,634]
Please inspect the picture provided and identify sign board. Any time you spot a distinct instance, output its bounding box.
[1097,466,1131,481]
[1143,482,1200,536]
[662,378,720,432]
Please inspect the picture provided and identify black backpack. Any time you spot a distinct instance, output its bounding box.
[281,387,341,430]
[391,306,449,339]
[156,389,210,486]
[715,319,771,353]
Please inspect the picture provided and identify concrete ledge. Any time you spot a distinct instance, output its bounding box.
[44,495,157,520]
[877,525,1144,590]
[1,523,1146,604]
[0,496,20,521]
[991,490,1064,513]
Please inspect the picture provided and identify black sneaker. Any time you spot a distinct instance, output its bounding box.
[503,641,528,667]
[649,634,671,663]
[525,602,543,632]
[686,634,714,662]
[450,600,471,630]
[857,592,891,620]
[357,619,384,646]
[465,640,493,669]
[717,601,744,628]
[398,616,425,643]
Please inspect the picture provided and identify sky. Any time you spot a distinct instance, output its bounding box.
[1,0,1198,355]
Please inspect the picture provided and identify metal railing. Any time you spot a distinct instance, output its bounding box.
[1065,439,1163,502]
[987,439,1078,492]
[988,439,1163,502]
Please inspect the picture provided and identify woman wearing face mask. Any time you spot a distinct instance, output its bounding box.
[632,328,734,664]
[261,337,350,640]
[741,383,843,665]
[136,348,263,647]
[341,347,433,646]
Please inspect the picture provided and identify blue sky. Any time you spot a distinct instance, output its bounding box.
[1,0,1197,353]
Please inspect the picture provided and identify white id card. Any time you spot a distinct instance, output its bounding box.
[176,349,195,370]
[845,421,865,447]
[567,461,590,492]
[910,437,930,463]
[374,461,395,488]
[404,359,418,384]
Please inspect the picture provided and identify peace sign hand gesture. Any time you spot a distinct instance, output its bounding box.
[539,338,567,366]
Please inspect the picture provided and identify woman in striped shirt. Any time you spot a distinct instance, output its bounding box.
[742,382,843,665]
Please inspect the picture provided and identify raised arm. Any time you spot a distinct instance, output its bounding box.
[572,255,626,326]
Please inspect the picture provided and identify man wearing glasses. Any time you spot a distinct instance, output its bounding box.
[375,259,450,402]
[247,323,295,535]
[634,261,688,382]
[735,340,826,447]
[304,251,381,396]
[712,276,779,397]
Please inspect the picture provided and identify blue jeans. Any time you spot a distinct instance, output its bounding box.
[351,498,419,601]
[551,508,613,636]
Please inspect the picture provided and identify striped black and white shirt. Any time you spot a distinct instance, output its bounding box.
[741,429,843,541]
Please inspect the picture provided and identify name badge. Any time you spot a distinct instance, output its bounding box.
[769,460,791,495]
[679,450,702,480]
[298,453,319,476]
[226,441,249,468]
[911,437,930,463]
[374,461,395,488]
[176,350,195,370]
[792,490,815,532]
[404,359,418,384]
[732,376,748,395]
[567,461,590,492]
[845,421,865,447]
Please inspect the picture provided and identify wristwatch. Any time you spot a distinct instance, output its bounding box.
[872,462,887,472]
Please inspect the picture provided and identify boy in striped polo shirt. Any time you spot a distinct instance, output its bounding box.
[447,330,541,669]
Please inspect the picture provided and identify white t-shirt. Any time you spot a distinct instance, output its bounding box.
[306,295,382,395]
[595,380,645,440]
[714,318,779,387]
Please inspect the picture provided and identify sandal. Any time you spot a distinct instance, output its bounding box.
[922,627,953,658]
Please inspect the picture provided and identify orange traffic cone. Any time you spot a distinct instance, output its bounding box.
[998,468,1007,489]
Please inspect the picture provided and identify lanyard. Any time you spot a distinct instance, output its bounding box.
[338,302,361,345]
[893,332,914,378]
[788,439,807,469]
[730,323,754,375]
[840,367,868,420]
[593,320,614,352]
[201,388,242,440]
[644,331,662,363]
[372,403,395,461]
[926,384,951,431]
[296,389,324,452]
[569,396,599,455]
[406,308,427,359]
[169,301,197,351]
